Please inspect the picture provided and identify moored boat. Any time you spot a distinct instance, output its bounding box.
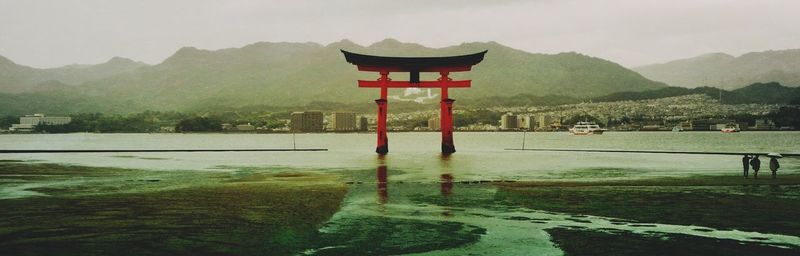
[721,124,740,133]
[569,121,605,135]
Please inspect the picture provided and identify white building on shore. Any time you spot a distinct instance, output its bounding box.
[10,114,71,132]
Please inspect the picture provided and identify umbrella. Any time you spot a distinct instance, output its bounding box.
[767,153,783,158]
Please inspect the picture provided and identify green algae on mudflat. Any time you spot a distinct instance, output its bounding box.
[546,227,799,256]
[495,174,800,237]
[0,163,348,256]
[309,216,486,255]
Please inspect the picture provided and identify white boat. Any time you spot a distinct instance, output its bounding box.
[569,121,605,135]
[721,124,740,133]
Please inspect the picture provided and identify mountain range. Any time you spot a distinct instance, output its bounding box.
[633,49,800,89]
[0,39,668,115]
[0,56,147,93]
[593,82,800,105]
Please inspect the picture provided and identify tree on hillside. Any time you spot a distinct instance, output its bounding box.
[455,109,503,127]
[175,117,223,132]
[770,107,800,129]
[563,114,603,126]
[0,115,17,129]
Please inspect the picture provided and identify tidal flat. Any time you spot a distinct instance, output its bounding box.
[495,177,800,255]
[496,175,800,236]
[2,161,800,255]
[0,162,347,256]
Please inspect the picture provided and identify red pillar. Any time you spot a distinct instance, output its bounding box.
[375,97,388,155]
[440,72,456,154]
[441,98,455,154]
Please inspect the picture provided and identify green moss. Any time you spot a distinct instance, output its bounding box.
[311,216,485,255]
[546,227,799,256]
[496,175,800,236]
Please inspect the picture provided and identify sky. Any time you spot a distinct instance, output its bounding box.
[1,0,799,68]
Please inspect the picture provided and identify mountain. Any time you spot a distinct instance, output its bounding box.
[0,56,147,93]
[0,39,666,115]
[594,82,800,105]
[633,49,800,89]
[0,55,40,93]
[42,57,148,86]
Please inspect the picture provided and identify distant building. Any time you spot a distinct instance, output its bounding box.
[358,116,369,131]
[517,115,534,131]
[329,112,357,132]
[9,124,35,132]
[459,123,498,131]
[537,115,551,130]
[679,121,693,130]
[500,113,518,130]
[535,115,562,131]
[428,117,440,131]
[159,126,175,133]
[236,123,256,131]
[691,118,734,131]
[10,114,71,132]
[753,119,775,130]
[640,124,664,131]
[291,111,324,132]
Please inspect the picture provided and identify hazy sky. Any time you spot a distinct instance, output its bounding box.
[1,0,799,68]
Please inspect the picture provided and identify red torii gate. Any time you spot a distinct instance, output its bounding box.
[341,50,487,155]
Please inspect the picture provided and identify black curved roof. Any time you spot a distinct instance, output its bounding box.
[341,50,487,72]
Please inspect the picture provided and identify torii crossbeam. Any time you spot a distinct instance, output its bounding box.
[341,50,487,155]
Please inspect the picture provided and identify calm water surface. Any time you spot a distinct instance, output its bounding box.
[1,132,799,179]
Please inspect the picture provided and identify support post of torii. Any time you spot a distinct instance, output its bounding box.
[439,72,456,153]
[341,50,487,155]
[376,91,389,153]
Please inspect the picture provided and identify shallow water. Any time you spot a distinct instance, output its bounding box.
[1,132,800,255]
[1,131,798,178]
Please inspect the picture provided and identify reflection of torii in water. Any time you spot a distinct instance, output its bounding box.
[374,155,455,206]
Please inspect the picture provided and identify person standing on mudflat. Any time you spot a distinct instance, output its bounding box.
[770,157,780,179]
[750,155,761,179]
[742,154,750,178]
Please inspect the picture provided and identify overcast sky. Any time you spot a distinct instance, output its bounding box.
[1,0,799,68]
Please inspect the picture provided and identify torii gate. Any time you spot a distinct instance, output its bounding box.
[341,50,487,155]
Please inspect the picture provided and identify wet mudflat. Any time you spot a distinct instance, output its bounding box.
[0,163,347,256]
[546,228,798,256]
[495,177,800,255]
[497,176,800,237]
[2,162,800,255]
